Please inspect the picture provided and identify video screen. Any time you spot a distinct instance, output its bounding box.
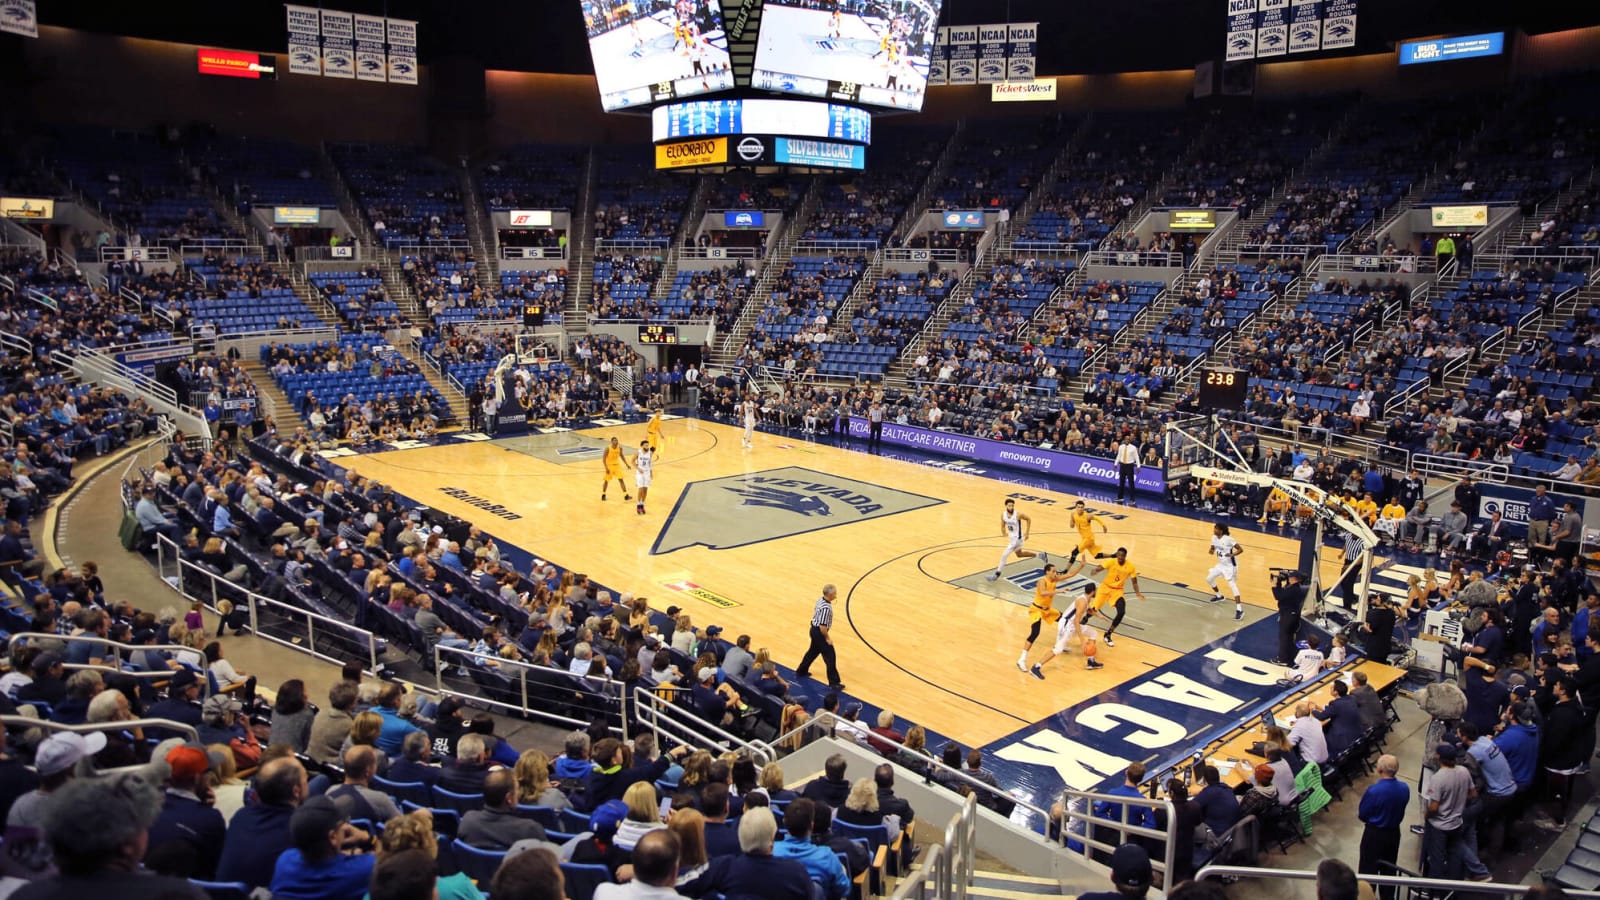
[582,0,736,111]
[752,0,942,110]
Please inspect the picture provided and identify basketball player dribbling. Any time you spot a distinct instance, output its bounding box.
[601,435,632,502]
[986,498,1044,582]
[634,439,654,515]
[1029,576,1106,677]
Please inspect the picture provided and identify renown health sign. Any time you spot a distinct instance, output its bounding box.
[844,418,1165,495]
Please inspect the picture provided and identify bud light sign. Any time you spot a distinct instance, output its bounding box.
[723,210,765,228]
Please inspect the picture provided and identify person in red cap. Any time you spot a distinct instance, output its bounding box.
[145,745,227,879]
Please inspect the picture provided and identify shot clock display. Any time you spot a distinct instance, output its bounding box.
[1198,367,1248,411]
[522,303,546,328]
[638,324,680,345]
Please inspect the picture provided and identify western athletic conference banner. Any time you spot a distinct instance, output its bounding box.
[1322,0,1356,50]
[354,14,387,82]
[386,18,418,85]
[1288,0,1321,53]
[0,0,38,38]
[285,4,322,76]
[1006,22,1038,81]
[845,418,1166,494]
[977,24,1007,84]
[320,9,355,78]
[1255,0,1289,58]
[1225,0,1256,61]
[927,27,948,86]
[947,25,978,85]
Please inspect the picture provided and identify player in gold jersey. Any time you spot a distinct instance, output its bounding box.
[601,435,632,502]
[1069,500,1109,565]
[1079,547,1146,648]
[1016,559,1086,674]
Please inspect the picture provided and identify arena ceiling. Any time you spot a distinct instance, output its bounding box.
[35,0,1600,78]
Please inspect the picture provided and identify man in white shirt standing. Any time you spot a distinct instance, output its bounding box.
[1114,437,1141,505]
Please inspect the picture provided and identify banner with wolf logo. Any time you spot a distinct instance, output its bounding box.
[0,0,38,39]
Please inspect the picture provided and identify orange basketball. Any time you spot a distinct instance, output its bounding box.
[1084,636,1098,658]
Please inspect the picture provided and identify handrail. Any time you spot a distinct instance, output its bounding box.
[1194,865,1600,899]
[633,689,778,766]
[5,632,214,697]
[1084,250,1184,268]
[432,643,629,738]
[677,246,760,260]
[792,239,880,255]
[1053,786,1179,892]
[888,795,978,900]
[772,710,1050,821]
[154,534,382,676]
[0,715,199,744]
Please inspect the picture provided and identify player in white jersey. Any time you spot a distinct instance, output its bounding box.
[741,396,758,448]
[1038,564,1106,675]
[986,497,1044,581]
[1205,522,1245,620]
[828,8,842,40]
[635,439,655,515]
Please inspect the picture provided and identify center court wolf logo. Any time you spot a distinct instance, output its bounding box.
[652,466,943,554]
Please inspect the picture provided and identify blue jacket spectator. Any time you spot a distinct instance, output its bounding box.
[771,799,850,900]
[372,684,423,756]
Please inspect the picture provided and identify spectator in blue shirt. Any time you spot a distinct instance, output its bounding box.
[1357,753,1409,885]
[145,745,227,879]
[1190,764,1241,839]
[1573,594,1598,661]
[1092,762,1156,832]
[1492,702,1539,792]
[269,795,374,900]
[772,799,849,900]
[1459,722,1516,860]
[216,757,307,889]
[371,683,423,756]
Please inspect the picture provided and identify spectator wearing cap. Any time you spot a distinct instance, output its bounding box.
[690,665,740,729]
[12,772,207,900]
[699,625,731,663]
[7,731,104,833]
[679,806,811,900]
[583,736,688,811]
[147,667,204,728]
[199,692,262,770]
[16,652,66,707]
[145,745,228,879]
[216,756,307,888]
[1420,742,1473,880]
[1077,843,1155,900]
[269,795,375,900]
[372,682,423,756]
[459,767,549,851]
[425,695,467,760]
[772,799,849,900]
[801,754,852,808]
[833,702,871,748]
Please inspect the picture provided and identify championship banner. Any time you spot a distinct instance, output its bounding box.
[320,9,355,78]
[1225,0,1256,61]
[386,17,418,85]
[1006,22,1037,81]
[927,27,948,86]
[977,24,1007,84]
[1288,0,1321,53]
[947,25,978,85]
[1255,0,1289,57]
[0,0,38,39]
[354,13,387,82]
[1321,0,1356,50]
[285,3,321,76]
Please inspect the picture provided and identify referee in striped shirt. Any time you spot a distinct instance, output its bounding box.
[795,584,844,690]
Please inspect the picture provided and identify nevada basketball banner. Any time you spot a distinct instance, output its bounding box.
[1255,0,1289,58]
[386,18,419,85]
[320,9,356,79]
[0,0,37,39]
[1006,23,1038,81]
[1321,0,1356,50]
[1224,0,1256,61]
[285,4,321,75]
[947,26,978,85]
[354,13,388,82]
[977,24,1008,84]
[1288,0,1321,53]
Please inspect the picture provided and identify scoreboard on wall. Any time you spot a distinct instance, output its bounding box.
[638,325,681,345]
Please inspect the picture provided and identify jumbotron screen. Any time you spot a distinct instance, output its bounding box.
[582,0,735,111]
[752,0,942,110]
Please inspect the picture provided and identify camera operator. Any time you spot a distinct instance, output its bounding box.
[1273,570,1309,665]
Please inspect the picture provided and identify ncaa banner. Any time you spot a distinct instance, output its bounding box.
[947,25,978,85]
[387,17,419,85]
[1225,0,1256,61]
[977,24,1007,84]
[0,0,38,38]
[927,26,948,86]
[353,13,387,82]
[320,9,355,78]
[1006,22,1037,81]
[1255,0,1289,57]
[1322,0,1356,50]
[1288,0,1321,53]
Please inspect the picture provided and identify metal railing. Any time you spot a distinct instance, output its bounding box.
[888,795,978,900]
[1194,865,1600,900]
[433,643,629,737]
[793,240,879,256]
[633,689,779,766]
[153,534,382,676]
[885,247,965,264]
[1321,253,1431,274]
[0,715,202,773]
[1084,250,1185,268]
[593,239,668,255]
[98,246,173,263]
[677,245,760,260]
[1053,786,1179,893]
[5,633,214,698]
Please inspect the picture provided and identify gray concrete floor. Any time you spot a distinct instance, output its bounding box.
[59,453,1595,895]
